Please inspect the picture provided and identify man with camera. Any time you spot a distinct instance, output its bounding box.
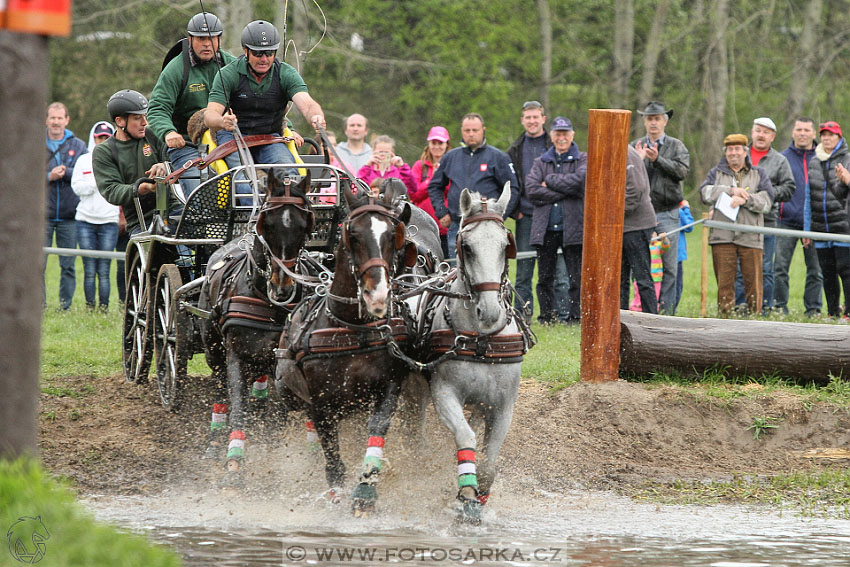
[630,101,690,315]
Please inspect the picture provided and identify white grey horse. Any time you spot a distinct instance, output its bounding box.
[424,183,529,523]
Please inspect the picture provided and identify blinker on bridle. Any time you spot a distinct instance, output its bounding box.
[456,196,517,293]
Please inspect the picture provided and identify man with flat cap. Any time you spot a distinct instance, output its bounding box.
[699,134,774,316]
[630,101,690,314]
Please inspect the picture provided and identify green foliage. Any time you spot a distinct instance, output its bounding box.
[748,415,781,439]
[49,0,850,204]
[0,458,181,566]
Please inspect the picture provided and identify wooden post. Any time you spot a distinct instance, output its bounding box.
[0,31,48,458]
[700,212,710,317]
[580,109,631,383]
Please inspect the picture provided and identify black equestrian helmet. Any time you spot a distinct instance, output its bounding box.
[241,20,281,51]
[187,12,223,37]
[107,90,149,120]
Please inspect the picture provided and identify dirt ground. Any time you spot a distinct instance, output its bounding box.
[38,373,850,499]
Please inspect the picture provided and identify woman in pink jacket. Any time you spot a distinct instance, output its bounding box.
[411,126,451,257]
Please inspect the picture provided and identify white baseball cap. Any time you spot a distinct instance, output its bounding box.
[753,117,776,131]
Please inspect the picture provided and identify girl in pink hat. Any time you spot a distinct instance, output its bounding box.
[411,126,452,257]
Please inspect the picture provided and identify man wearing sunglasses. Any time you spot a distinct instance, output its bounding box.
[205,20,325,179]
[148,12,235,197]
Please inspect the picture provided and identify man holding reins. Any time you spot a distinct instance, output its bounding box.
[204,20,325,179]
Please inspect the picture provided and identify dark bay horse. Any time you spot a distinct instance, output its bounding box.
[275,180,417,515]
[198,172,314,482]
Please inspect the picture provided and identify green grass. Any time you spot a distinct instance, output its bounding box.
[41,254,210,380]
[634,468,850,518]
[0,458,180,566]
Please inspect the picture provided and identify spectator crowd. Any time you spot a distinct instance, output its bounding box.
[44,13,849,323]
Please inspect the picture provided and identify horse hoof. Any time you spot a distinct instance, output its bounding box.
[203,442,225,460]
[218,469,245,489]
[351,483,378,516]
[454,497,482,525]
[319,487,343,504]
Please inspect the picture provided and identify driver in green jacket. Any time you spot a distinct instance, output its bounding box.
[147,12,236,196]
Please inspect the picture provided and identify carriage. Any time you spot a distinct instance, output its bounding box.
[120,135,347,411]
[121,134,533,522]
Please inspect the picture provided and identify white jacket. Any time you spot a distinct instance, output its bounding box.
[72,121,120,224]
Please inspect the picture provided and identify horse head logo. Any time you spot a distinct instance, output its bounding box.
[6,516,49,564]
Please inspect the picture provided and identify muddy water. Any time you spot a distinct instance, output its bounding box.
[82,420,850,566]
[84,487,850,566]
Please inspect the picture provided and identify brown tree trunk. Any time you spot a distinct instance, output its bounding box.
[0,31,48,458]
[785,0,823,129]
[698,0,729,182]
[221,0,252,55]
[612,0,634,109]
[619,311,850,383]
[634,0,670,138]
[536,0,553,111]
[581,110,631,383]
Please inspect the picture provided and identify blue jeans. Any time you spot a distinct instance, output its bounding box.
[447,221,459,259]
[654,209,680,314]
[77,221,118,308]
[735,235,775,311]
[773,222,823,314]
[168,145,202,199]
[44,219,77,309]
[216,130,298,205]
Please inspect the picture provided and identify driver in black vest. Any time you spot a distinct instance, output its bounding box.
[205,20,325,182]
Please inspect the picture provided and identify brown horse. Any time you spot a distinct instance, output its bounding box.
[198,172,314,483]
[275,179,417,515]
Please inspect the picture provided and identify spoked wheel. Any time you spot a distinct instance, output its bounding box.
[122,252,153,384]
[154,264,189,411]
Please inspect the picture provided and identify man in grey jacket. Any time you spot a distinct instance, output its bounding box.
[734,117,794,312]
[631,101,690,314]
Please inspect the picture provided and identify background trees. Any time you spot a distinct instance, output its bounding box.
[49,0,850,203]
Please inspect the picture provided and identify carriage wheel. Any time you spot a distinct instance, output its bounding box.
[154,264,189,411]
[122,252,153,384]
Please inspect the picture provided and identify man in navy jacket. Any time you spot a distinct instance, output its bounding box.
[45,102,87,310]
[428,113,519,258]
[776,118,823,316]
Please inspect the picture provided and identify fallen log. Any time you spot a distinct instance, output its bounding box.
[618,310,850,384]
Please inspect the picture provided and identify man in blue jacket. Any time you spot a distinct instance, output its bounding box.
[776,118,823,316]
[45,102,87,310]
[428,113,519,258]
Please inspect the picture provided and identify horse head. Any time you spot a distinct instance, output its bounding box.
[340,177,411,318]
[256,170,314,303]
[457,182,516,333]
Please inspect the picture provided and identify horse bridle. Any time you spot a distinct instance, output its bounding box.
[455,196,517,294]
[250,182,315,305]
[340,199,406,280]
[255,182,315,272]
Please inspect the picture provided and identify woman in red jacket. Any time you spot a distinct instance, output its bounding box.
[411,126,452,257]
